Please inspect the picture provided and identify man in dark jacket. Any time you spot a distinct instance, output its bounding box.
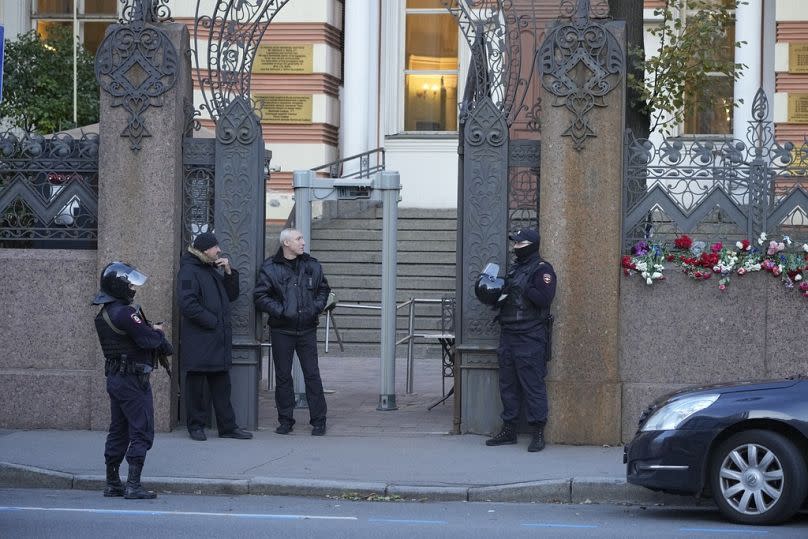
[486,228,556,453]
[177,232,252,441]
[254,228,330,436]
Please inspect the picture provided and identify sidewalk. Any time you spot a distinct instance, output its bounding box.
[0,357,698,506]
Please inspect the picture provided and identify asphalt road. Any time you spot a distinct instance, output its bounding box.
[1,488,806,538]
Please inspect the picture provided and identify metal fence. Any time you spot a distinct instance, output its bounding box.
[623,89,808,251]
[0,130,99,248]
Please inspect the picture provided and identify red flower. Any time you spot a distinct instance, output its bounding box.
[710,242,723,254]
[674,235,693,250]
[621,255,635,269]
[740,239,751,251]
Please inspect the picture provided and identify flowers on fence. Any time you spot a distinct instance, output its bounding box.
[622,233,808,298]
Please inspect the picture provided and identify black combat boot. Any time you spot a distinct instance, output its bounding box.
[485,423,517,446]
[124,461,157,499]
[103,461,124,497]
[528,423,545,453]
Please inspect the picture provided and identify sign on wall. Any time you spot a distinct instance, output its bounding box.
[787,93,808,124]
[252,44,313,74]
[788,43,808,74]
[254,94,313,124]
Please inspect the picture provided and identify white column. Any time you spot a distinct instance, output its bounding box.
[733,0,762,143]
[5,0,32,39]
[341,0,375,172]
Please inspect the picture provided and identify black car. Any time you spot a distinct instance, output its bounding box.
[625,378,808,525]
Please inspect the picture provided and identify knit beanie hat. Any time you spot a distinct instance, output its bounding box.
[193,232,218,251]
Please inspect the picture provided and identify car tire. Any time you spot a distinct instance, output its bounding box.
[709,429,807,525]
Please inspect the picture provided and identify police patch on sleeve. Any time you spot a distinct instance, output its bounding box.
[131,313,143,324]
[542,273,553,284]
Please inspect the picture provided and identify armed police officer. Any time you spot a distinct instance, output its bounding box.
[93,261,174,499]
[476,228,556,452]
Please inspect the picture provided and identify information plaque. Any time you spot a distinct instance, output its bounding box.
[254,94,313,124]
[788,43,808,74]
[787,93,808,124]
[253,44,313,74]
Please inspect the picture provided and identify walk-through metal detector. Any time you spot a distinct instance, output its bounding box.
[292,169,401,410]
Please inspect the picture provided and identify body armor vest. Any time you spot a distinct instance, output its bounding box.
[95,307,141,361]
[499,255,548,333]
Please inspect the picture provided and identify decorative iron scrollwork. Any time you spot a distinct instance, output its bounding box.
[95,19,178,152]
[623,88,808,250]
[194,0,293,122]
[539,0,624,151]
[120,0,172,24]
[0,130,99,246]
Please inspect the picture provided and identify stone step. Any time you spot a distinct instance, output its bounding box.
[311,239,456,253]
[373,207,457,220]
[328,275,455,291]
[315,251,456,264]
[321,263,456,278]
[326,289,455,304]
[314,218,458,231]
[319,315,450,332]
[312,229,456,242]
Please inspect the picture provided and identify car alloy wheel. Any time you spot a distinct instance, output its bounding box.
[710,429,808,525]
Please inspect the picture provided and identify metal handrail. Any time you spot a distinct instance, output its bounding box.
[329,298,454,394]
[311,148,385,179]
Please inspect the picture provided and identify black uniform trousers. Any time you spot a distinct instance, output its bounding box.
[270,328,327,427]
[185,371,238,435]
[497,327,548,425]
[104,373,154,466]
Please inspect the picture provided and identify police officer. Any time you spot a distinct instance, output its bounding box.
[482,228,556,452]
[92,261,174,499]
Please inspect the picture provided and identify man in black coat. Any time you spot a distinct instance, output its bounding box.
[254,228,330,436]
[177,232,252,441]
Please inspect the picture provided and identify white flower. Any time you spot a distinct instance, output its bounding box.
[796,274,803,282]
[712,265,720,273]
[803,244,808,253]
[646,277,653,285]
[636,261,647,272]
[759,232,767,241]
[736,241,743,250]
[651,272,662,280]
[641,271,649,279]
[783,235,792,246]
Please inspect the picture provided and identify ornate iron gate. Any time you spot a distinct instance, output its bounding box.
[623,88,808,250]
[0,130,99,249]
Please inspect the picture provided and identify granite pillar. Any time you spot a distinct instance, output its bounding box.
[92,22,192,432]
[538,15,626,445]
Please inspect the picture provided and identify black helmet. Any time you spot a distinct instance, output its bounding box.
[474,262,505,306]
[92,261,148,305]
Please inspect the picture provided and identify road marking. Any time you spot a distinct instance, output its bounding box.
[368,518,447,525]
[0,506,357,521]
[522,523,599,529]
[680,528,768,535]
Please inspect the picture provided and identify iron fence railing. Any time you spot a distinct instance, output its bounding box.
[623,88,808,252]
[0,130,99,248]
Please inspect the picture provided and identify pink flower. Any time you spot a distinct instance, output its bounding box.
[799,281,808,292]
[767,240,785,255]
[737,267,746,275]
[710,242,723,254]
[719,283,726,291]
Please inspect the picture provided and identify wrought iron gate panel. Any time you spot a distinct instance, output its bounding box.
[194,0,294,121]
[0,130,99,247]
[181,137,215,247]
[623,89,808,251]
[459,97,509,346]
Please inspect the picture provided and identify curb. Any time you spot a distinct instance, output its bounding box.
[0,461,706,506]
